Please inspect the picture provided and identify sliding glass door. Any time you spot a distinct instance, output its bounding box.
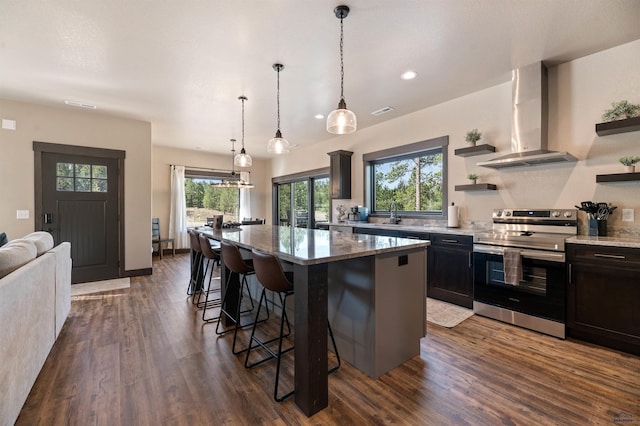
[274,170,329,229]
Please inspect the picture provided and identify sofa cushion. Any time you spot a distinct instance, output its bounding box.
[23,232,54,256]
[0,240,38,279]
[0,232,7,247]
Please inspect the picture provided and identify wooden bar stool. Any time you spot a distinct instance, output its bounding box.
[196,233,222,313]
[215,241,266,354]
[245,249,340,402]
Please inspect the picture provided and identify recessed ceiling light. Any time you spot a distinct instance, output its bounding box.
[64,100,97,109]
[401,70,417,80]
[314,114,324,119]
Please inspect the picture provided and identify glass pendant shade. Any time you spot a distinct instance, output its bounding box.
[327,99,357,134]
[327,5,357,135]
[267,130,290,154]
[234,147,252,167]
[212,139,254,189]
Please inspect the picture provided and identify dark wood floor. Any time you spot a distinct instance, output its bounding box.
[18,253,640,425]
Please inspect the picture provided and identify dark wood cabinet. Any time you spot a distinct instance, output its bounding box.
[428,233,474,308]
[328,150,352,199]
[567,244,640,355]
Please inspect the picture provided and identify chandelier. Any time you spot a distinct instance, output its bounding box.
[212,139,255,189]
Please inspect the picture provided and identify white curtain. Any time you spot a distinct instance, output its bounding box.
[169,165,189,249]
[239,171,251,220]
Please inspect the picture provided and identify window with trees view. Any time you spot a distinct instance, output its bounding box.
[365,136,448,216]
[273,170,330,229]
[184,177,239,228]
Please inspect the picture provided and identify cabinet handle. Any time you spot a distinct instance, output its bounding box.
[441,239,459,244]
[593,253,626,260]
[468,252,472,268]
[568,264,571,285]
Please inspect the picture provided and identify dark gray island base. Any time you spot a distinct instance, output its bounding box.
[198,225,428,416]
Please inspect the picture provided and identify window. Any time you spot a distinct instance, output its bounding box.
[364,136,448,217]
[56,162,108,192]
[184,171,240,228]
[273,169,330,229]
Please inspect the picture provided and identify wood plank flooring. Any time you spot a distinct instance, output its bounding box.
[18,253,640,425]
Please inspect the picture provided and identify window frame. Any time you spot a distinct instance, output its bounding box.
[271,167,330,228]
[363,135,449,219]
[184,168,242,225]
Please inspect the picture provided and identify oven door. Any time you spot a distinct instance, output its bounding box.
[473,245,566,322]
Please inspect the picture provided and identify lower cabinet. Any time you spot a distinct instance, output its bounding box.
[567,244,640,355]
[427,234,474,309]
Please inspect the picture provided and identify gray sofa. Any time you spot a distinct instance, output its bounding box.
[0,232,71,425]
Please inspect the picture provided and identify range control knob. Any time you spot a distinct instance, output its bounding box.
[551,211,560,218]
[564,211,573,218]
[504,210,512,217]
[495,210,503,217]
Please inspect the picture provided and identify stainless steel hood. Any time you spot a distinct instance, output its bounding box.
[477,62,576,169]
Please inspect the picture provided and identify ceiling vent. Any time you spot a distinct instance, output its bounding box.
[371,106,395,116]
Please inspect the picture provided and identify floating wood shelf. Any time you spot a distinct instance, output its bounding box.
[596,172,640,183]
[454,144,496,157]
[595,117,640,136]
[454,183,497,191]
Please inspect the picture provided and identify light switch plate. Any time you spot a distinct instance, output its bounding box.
[16,209,29,219]
[622,208,634,222]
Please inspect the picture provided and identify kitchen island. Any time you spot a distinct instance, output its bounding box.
[197,225,429,416]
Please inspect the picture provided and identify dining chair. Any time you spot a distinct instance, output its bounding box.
[152,218,175,259]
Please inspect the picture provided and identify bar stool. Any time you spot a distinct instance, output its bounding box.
[197,233,222,314]
[245,249,341,402]
[214,241,265,354]
[187,230,204,296]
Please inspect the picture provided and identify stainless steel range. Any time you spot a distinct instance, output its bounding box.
[473,208,577,338]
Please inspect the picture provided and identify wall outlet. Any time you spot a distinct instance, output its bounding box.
[621,208,634,222]
[16,209,29,219]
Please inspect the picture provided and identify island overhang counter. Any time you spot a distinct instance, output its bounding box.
[197,225,429,417]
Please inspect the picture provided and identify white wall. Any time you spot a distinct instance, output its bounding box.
[0,99,152,271]
[270,39,640,235]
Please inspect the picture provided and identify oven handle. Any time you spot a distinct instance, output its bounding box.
[473,244,565,263]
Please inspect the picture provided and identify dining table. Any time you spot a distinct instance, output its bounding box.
[197,224,429,417]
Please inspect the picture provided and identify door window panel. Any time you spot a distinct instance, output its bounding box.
[56,162,109,193]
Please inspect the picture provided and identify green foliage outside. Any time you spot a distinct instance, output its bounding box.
[374,153,443,213]
[185,178,239,226]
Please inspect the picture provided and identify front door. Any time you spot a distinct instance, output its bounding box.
[35,143,124,283]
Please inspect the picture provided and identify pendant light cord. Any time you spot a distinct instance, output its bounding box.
[339,16,345,101]
[276,67,281,132]
[241,98,246,149]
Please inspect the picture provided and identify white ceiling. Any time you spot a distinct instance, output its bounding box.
[2,1,640,158]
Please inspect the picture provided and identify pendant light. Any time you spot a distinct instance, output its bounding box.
[212,139,255,189]
[234,96,252,167]
[267,63,291,154]
[327,5,357,135]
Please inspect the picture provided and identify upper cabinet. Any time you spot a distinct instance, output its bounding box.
[328,150,352,199]
[595,117,640,136]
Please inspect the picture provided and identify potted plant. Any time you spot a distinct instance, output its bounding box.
[467,173,479,184]
[465,129,482,146]
[602,100,640,122]
[619,156,640,172]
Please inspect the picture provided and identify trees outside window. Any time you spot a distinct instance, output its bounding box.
[365,136,448,217]
[373,151,443,213]
[185,178,239,227]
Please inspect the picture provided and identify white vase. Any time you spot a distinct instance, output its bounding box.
[624,165,635,173]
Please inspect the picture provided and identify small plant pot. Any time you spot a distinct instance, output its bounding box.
[469,179,477,184]
[624,165,635,172]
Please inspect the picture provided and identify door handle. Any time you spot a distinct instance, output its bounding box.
[44,213,53,224]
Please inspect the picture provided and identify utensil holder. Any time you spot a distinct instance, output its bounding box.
[588,219,607,236]
[597,219,607,237]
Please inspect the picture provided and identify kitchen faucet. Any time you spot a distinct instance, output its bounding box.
[389,200,399,224]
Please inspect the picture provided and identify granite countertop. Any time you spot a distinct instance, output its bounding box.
[566,235,640,249]
[329,222,487,236]
[197,225,429,265]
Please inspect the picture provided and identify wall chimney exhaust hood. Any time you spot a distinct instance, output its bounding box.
[476,62,576,169]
